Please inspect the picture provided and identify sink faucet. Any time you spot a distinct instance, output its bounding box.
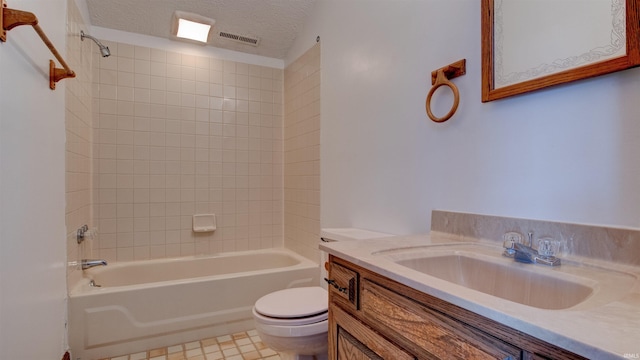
[503,232,560,266]
[81,259,107,270]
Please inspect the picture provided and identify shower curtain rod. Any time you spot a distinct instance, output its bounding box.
[1,0,76,90]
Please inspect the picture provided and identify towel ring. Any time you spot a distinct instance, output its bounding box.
[426,69,460,123]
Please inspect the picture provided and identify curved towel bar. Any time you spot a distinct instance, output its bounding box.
[1,0,76,90]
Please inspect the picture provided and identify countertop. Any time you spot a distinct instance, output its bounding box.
[320,232,640,359]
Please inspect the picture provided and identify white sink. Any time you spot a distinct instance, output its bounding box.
[376,243,636,310]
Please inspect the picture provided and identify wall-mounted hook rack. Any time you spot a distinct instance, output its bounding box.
[1,0,76,89]
[426,59,466,123]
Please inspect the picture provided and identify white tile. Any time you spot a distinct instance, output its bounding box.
[182,54,195,67]
[186,348,203,357]
[118,43,134,58]
[166,51,181,65]
[135,74,151,89]
[150,48,166,63]
[167,64,181,79]
[205,352,224,360]
[129,351,147,360]
[135,60,151,75]
[118,57,135,73]
[222,347,239,357]
[118,72,134,87]
[216,335,232,343]
[238,343,255,353]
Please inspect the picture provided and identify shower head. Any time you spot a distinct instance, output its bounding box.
[80,30,111,57]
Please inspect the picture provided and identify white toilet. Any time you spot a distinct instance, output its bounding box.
[252,286,329,360]
[252,228,393,360]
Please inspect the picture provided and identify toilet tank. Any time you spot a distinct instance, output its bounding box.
[319,228,393,289]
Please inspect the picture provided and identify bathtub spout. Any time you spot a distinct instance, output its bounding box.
[81,259,107,270]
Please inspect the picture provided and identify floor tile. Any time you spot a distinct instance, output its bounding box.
[102,330,281,360]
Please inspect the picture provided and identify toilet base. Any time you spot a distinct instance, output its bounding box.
[254,325,328,360]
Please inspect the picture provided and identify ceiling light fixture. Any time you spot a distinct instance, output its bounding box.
[171,11,215,44]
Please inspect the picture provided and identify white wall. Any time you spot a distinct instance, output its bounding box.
[0,0,68,358]
[287,0,640,235]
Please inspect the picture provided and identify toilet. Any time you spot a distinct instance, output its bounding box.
[252,228,392,360]
[252,287,329,360]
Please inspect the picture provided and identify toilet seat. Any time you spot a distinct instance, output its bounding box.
[253,307,327,326]
[253,287,328,326]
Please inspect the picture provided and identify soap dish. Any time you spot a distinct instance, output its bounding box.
[193,214,216,232]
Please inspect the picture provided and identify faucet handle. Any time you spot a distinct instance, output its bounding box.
[502,232,521,257]
[502,238,515,249]
[537,238,559,257]
[502,232,523,246]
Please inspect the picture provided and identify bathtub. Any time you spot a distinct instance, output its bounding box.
[68,248,320,359]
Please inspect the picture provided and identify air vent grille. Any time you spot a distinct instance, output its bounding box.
[218,31,260,46]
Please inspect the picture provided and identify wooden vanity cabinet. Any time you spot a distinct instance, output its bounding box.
[327,255,586,360]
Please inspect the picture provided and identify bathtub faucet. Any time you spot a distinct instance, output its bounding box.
[81,259,107,270]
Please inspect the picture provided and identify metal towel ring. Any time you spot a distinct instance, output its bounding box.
[426,69,460,123]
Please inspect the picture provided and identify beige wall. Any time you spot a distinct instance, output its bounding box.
[91,42,284,262]
[66,0,94,285]
[284,44,321,261]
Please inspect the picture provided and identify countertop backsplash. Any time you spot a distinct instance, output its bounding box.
[431,210,640,266]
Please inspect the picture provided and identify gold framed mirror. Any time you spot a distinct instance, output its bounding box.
[482,0,640,102]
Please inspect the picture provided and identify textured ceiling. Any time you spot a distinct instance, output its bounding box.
[85,0,316,59]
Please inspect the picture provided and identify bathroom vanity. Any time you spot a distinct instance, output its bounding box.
[327,255,584,359]
[321,211,640,360]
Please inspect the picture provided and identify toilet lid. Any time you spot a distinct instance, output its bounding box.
[255,287,328,319]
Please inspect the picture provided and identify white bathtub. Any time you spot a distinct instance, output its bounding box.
[68,248,320,359]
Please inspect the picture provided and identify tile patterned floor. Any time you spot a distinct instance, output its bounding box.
[98,330,281,360]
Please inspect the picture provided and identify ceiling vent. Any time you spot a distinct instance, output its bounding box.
[218,31,260,46]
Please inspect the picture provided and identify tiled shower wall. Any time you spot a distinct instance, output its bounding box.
[65,0,94,284]
[91,43,284,262]
[284,44,321,261]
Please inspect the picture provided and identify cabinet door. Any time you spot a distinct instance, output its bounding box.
[361,279,521,360]
[330,304,415,360]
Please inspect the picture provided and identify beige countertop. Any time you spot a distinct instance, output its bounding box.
[320,233,640,360]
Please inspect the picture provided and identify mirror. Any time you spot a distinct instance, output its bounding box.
[482,0,640,102]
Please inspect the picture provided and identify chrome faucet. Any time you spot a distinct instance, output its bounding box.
[503,232,561,266]
[81,259,107,270]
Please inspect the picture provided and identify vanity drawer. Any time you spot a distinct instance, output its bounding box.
[327,259,359,309]
[361,279,521,360]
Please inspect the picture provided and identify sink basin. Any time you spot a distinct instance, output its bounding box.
[395,254,592,310]
[376,243,636,310]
